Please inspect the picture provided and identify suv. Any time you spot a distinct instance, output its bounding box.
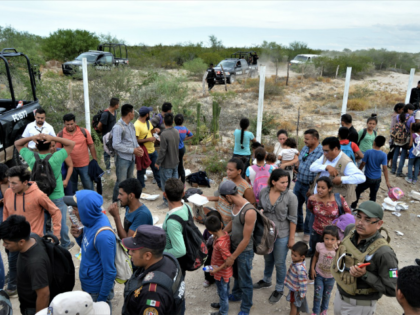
[290,54,319,65]
[214,51,258,84]
[0,48,41,166]
[62,43,128,76]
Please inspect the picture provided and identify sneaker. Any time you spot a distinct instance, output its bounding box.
[397,173,404,177]
[413,180,418,184]
[228,294,241,302]
[210,303,221,309]
[152,178,157,184]
[157,202,169,209]
[405,177,413,184]
[63,241,75,251]
[106,170,111,175]
[210,312,221,315]
[391,171,396,175]
[320,311,328,315]
[203,280,210,287]
[253,280,272,289]
[4,289,16,296]
[268,290,283,304]
[303,234,310,243]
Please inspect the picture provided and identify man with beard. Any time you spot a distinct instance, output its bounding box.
[22,108,56,152]
[134,106,161,190]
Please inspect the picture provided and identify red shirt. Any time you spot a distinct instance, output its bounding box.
[211,232,233,282]
[339,139,360,153]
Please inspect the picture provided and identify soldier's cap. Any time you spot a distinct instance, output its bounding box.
[138,106,153,115]
[219,180,238,196]
[63,195,77,207]
[122,225,166,251]
[355,201,384,220]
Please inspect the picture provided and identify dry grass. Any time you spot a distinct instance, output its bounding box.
[274,119,297,132]
[316,76,332,83]
[347,98,371,111]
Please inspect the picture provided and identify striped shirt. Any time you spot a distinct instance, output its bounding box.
[211,232,233,282]
[284,261,308,296]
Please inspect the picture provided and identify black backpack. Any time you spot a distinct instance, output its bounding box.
[168,205,208,271]
[186,171,210,187]
[92,109,109,133]
[122,253,185,315]
[32,234,75,302]
[30,153,56,196]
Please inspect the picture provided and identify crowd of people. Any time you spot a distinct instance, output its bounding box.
[0,98,419,315]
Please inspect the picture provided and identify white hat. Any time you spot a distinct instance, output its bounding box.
[35,291,110,315]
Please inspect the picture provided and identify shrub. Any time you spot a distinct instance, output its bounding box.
[249,112,277,136]
[347,98,370,111]
[203,152,227,174]
[198,52,223,66]
[182,58,207,79]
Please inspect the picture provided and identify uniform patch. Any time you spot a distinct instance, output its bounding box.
[145,272,155,281]
[146,299,161,307]
[143,307,158,315]
[389,268,398,278]
[149,283,157,292]
[47,307,53,315]
[134,286,143,298]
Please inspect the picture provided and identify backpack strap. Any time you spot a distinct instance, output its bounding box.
[94,226,115,249]
[34,152,40,162]
[239,203,257,225]
[357,128,367,146]
[334,193,344,216]
[79,127,87,139]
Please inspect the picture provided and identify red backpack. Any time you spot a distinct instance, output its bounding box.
[251,164,271,202]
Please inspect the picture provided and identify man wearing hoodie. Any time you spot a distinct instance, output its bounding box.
[3,165,61,296]
[67,190,116,309]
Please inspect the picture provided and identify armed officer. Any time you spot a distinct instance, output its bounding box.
[206,63,216,92]
[332,201,399,315]
[122,225,185,315]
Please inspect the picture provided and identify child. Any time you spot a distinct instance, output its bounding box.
[205,215,233,315]
[266,153,278,169]
[338,126,364,163]
[279,138,299,180]
[285,241,309,315]
[357,114,378,153]
[351,135,391,209]
[396,265,420,315]
[310,226,339,315]
[406,122,420,184]
[388,103,405,167]
[246,147,274,187]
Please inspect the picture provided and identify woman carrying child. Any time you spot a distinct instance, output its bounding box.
[310,225,339,315]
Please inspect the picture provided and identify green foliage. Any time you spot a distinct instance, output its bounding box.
[203,152,227,174]
[208,35,224,50]
[313,54,374,77]
[182,58,207,78]
[249,112,277,136]
[261,41,321,62]
[198,52,223,66]
[211,101,221,138]
[42,29,100,61]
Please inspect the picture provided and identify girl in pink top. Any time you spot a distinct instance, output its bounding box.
[310,226,339,315]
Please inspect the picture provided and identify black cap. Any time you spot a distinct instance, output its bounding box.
[63,195,77,207]
[122,225,166,250]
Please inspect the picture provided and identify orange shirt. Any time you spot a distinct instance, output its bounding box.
[56,126,94,167]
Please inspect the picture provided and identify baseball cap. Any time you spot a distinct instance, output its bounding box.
[219,180,238,196]
[63,195,77,207]
[355,201,384,220]
[35,291,110,315]
[138,106,153,116]
[122,225,166,251]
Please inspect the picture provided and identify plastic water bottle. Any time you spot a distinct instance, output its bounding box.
[269,228,274,236]
[203,265,219,272]
[101,206,106,215]
[68,206,83,229]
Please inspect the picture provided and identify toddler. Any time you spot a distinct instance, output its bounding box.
[279,138,299,180]
[265,153,278,169]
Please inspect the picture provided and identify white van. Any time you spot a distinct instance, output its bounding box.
[290,54,319,65]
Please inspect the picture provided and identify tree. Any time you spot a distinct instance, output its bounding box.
[42,29,100,61]
[208,35,223,50]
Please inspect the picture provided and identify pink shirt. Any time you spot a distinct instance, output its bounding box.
[315,242,336,278]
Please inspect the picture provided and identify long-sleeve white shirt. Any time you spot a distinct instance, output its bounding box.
[310,151,366,194]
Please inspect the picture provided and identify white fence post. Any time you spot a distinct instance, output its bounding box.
[82,58,91,133]
[405,68,416,104]
[341,67,352,116]
[256,66,266,143]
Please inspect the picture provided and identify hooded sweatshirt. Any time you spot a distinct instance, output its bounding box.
[3,182,61,238]
[75,190,116,302]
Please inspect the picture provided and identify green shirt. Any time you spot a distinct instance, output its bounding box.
[358,129,376,153]
[20,148,68,200]
[162,204,192,259]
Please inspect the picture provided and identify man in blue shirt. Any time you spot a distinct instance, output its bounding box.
[293,129,323,242]
[108,178,153,239]
[351,136,391,208]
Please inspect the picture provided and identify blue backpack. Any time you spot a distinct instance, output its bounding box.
[341,141,356,163]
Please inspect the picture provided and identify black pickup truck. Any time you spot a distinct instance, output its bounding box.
[214,51,258,84]
[0,48,41,166]
[62,43,129,76]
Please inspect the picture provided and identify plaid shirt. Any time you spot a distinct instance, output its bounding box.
[211,232,233,282]
[284,261,308,296]
[296,144,323,185]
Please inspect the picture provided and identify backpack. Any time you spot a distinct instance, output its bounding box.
[357,128,377,146]
[340,141,356,164]
[122,253,185,315]
[94,227,133,284]
[92,109,109,133]
[168,204,208,271]
[30,153,57,196]
[33,233,75,301]
[391,121,409,146]
[104,121,126,157]
[251,164,271,202]
[411,134,420,157]
[186,171,210,187]
[240,203,278,255]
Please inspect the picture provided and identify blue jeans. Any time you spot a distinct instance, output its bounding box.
[103,151,111,170]
[70,165,93,194]
[89,288,114,314]
[7,250,18,290]
[113,155,135,202]
[160,167,178,202]
[231,250,254,313]
[392,146,407,175]
[263,236,289,292]
[293,180,312,234]
[137,151,161,188]
[408,157,420,181]
[51,197,71,248]
[313,274,335,314]
[216,278,229,315]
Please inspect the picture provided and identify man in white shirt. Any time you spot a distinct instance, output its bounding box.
[22,108,56,151]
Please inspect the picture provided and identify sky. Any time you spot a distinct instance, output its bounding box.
[2,1,420,52]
